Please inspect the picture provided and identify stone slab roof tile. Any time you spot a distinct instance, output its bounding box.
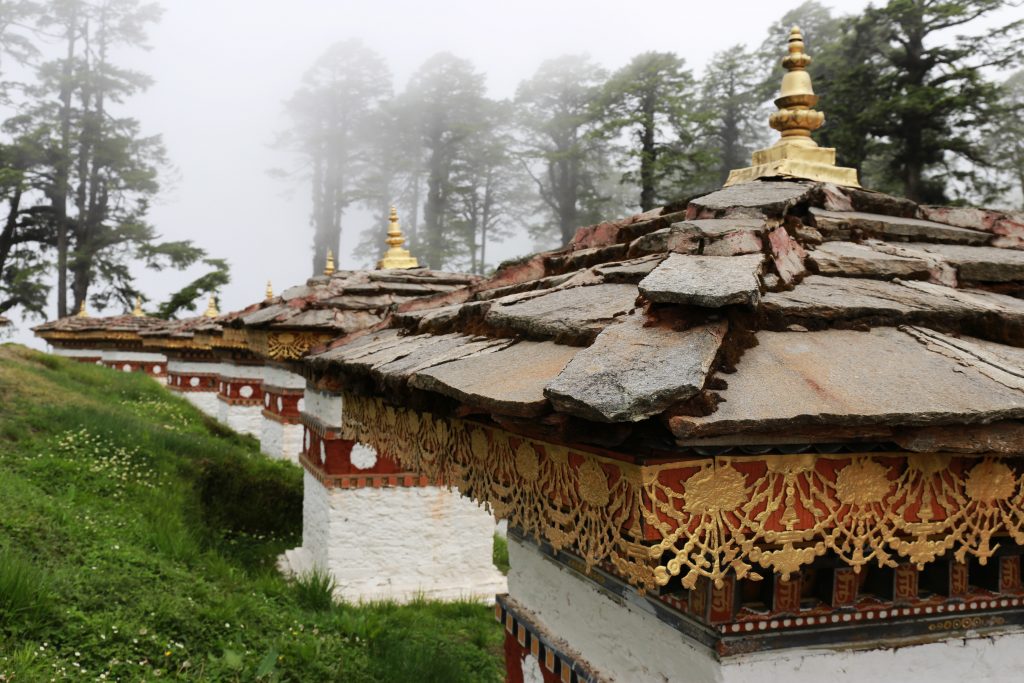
[810,208,990,245]
[545,315,727,422]
[687,181,817,219]
[669,326,1024,439]
[409,340,579,417]
[807,241,932,279]
[639,253,763,307]
[484,283,639,342]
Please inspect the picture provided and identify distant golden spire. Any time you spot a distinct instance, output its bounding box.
[203,294,219,318]
[725,26,859,188]
[76,301,88,318]
[377,206,419,270]
[265,280,274,300]
[132,296,144,317]
[323,249,336,276]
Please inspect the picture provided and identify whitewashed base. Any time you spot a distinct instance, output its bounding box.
[217,401,263,439]
[180,391,220,419]
[279,471,507,604]
[507,537,1024,683]
[260,420,303,463]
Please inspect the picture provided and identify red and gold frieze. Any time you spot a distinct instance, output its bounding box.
[261,386,304,424]
[341,392,1024,593]
[298,428,426,490]
[101,360,165,377]
[217,377,263,406]
[247,329,334,361]
[167,372,218,392]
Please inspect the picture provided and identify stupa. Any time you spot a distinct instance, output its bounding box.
[301,27,1024,682]
[33,299,168,376]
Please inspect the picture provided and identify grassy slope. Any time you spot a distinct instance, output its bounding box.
[0,344,503,682]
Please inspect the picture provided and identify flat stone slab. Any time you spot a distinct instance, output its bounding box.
[810,208,990,245]
[639,253,763,307]
[689,181,816,218]
[410,341,579,417]
[670,327,1024,438]
[762,275,1024,328]
[807,241,932,279]
[484,283,638,340]
[892,243,1024,282]
[545,315,727,422]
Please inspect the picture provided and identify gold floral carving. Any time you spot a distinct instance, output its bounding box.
[341,393,1024,593]
[248,330,333,360]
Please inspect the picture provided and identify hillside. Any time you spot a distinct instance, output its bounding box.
[0,344,503,682]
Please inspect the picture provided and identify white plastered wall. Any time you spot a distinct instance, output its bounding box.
[260,419,303,463]
[280,470,507,604]
[216,362,264,439]
[258,366,306,461]
[51,347,104,360]
[507,537,1024,683]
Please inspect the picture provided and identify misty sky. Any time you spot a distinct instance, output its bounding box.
[6,0,973,346]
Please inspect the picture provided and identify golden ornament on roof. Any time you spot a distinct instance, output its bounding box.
[76,301,88,318]
[265,280,274,300]
[323,249,336,276]
[377,206,419,270]
[725,26,859,188]
[203,294,219,318]
[132,296,144,317]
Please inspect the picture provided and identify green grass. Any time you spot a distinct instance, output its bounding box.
[0,344,503,682]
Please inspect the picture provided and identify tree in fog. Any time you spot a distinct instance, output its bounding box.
[515,55,611,247]
[404,52,489,269]
[277,39,391,275]
[698,45,766,186]
[449,99,528,274]
[599,52,714,210]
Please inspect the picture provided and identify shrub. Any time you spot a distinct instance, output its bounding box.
[293,569,337,612]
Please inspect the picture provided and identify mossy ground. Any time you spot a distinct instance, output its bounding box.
[0,344,504,682]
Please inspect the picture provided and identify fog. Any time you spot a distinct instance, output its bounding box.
[4,0,887,347]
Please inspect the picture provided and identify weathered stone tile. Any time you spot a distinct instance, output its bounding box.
[807,241,931,279]
[889,243,1024,282]
[485,283,639,341]
[545,315,727,422]
[810,208,989,245]
[687,181,817,219]
[410,340,579,417]
[639,253,763,307]
[768,226,807,284]
[593,255,666,283]
[669,327,1024,438]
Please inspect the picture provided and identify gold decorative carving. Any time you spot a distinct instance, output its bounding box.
[341,393,1024,593]
[725,26,859,188]
[247,330,332,360]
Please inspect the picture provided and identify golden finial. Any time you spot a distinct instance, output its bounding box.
[76,301,88,318]
[725,26,859,188]
[132,296,143,317]
[203,294,219,318]
[376,206,419,270]
[265,280,274,300]
[323,249,336,276]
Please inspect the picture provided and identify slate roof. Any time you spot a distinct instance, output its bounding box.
[33,313,166,335]
[306,180,1024,454]
[228,268,479,335]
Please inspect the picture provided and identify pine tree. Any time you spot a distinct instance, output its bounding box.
[515,55,612,247]
[599,52,712,210]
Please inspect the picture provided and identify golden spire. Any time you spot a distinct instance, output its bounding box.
[323,249,336,276]
[203,294,219,318]
[76,301,88,318]
[376,206,419,270]
[132,296,144,317]
[725,26,859,188]
[265,280,274,300]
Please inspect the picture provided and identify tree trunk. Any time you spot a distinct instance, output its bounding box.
[53,12,78,318]
[639,93,657,212]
